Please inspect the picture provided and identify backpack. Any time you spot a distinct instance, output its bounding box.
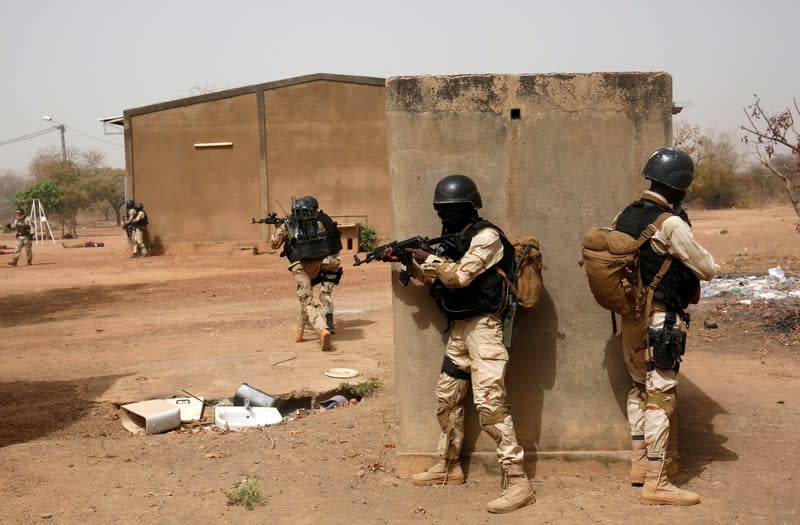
[581,213,672,319]
[497,236,543,310]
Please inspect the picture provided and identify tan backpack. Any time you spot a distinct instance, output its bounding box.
[581,213,672,319]
[497,236,543,310]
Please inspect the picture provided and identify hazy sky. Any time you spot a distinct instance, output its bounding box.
[1,0,797,174]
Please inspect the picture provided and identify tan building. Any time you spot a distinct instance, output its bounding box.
[119,73,389,253]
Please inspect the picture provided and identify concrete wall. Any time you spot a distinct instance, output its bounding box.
[387,73,673,476]
[264,81,389,241]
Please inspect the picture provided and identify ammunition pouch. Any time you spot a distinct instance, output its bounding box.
[647,312,686,371]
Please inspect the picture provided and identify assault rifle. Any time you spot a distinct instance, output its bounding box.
[354,234,457,286]
[251,212,286,226]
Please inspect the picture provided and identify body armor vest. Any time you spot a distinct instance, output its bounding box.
[284,209,337,263]
[615,198,700,313]
[13,218,32,238]
[430,219,516,320]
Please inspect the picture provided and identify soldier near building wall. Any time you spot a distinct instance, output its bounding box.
[382,174,535,514]
[7,207,34,267]
[613,148,717,506]
[126,202,149,258]
[270,195,342,351]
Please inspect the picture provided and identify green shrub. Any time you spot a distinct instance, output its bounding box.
[358,224,377,252]
[224,477,262,510]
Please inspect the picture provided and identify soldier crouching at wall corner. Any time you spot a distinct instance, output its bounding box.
[270,195,343,352]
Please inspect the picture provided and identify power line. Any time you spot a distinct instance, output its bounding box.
[0,124,123,148]
[64,125,123,147]
[0,126,60,146]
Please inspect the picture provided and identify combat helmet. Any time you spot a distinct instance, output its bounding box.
[433,174,482,209]
[642,148,695,191]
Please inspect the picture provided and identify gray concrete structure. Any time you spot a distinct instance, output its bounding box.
[387,73,675,477]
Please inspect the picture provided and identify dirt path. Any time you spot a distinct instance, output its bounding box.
[1,207,798,524]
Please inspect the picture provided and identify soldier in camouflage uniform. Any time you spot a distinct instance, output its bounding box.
[123,199,136,248]
[7,208,34,267]
[614,148,716,506]
[128,203,149,257]
[270,196,342,351]
[383,175,534,514]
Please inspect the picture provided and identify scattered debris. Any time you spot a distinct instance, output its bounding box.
[702,267,799,301]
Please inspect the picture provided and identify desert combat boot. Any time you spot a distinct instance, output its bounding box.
[410,459,465,486]
[294,326,304,343]
[486,463,535,514]
[319,327,331,351]
[639,458,700,505]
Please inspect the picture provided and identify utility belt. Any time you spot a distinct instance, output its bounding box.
[646,311,686,372]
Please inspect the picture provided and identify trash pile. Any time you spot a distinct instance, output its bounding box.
[120,382,357,436]
[702,266,800,303]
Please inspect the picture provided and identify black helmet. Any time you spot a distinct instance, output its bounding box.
[125,199,134,209]
[433,174,482,209]
[642,148,694,191]
[296,195,319,210]
[134,203,144,211]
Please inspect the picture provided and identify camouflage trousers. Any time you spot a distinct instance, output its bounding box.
[290,260,327,332]
[132,228,148,256]
[12,236,32,264]
[318,255,341,316]
[622,310,681,458]
[434,314,525,468]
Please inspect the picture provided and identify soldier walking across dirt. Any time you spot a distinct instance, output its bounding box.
[270,195,343,351]
[613,148,716,505]
[382,174,535,514]
[6,207,34,267]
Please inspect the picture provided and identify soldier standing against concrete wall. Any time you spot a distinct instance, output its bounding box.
[122,199,136,248]
[614,148,716,505]
[383,175,534,514]
[271,196,341,351]
[128,203,149,257]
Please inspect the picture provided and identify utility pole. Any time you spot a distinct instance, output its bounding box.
[42,115,66,161]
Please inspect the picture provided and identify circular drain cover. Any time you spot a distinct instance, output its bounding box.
[324,367,359,379]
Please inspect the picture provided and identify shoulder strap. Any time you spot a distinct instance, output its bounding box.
[641,212,674,318]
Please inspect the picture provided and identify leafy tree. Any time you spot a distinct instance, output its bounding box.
[741,96,800,221]
[87,168,126,224]
[28,147,106,237]
[12,179,65,218]
[673,121,741,208]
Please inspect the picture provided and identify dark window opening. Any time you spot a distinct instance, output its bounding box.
[510,108,521,119]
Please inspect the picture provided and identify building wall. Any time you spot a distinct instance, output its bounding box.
[387,73,673,476]
[125,78,389,253]
[264,81,389,240]
[128,94,261,250]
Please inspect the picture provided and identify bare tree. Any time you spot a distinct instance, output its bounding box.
[741,96,800,222]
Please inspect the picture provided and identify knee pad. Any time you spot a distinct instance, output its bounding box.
[478,406,508,440]
[645,389,677,417]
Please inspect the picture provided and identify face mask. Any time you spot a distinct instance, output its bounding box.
[436,204,474,234]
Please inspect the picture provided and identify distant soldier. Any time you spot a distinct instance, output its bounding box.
[129,202,149,257]
[122,199,136,247]
[7,207,34,267]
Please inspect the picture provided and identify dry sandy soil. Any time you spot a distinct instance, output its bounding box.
[1,206,799,525]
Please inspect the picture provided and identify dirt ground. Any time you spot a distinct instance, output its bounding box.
[1,206,799,525]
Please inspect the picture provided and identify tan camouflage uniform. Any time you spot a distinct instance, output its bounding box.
[271,224,328,334]
[8,214,33,266]
[130,209,149,256]
[616,191,716,474]
[318,254,341,318]
[411,227,525,468]
[124,207,137,247]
